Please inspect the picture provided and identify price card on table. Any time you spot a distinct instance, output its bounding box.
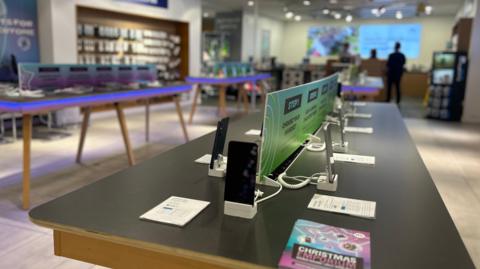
[140,196,210,227]
[308,194,376,219]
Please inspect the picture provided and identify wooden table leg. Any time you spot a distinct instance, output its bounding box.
[236,84,241,111]
[76,107,91,164]
[22,114,32,210]
[240,84,249,113]
[173,96,189,142]
[250,81,256,110]
[259,81,266,105]
[145,99,150,142]
[115,103,135,166]
[218,85,227,118]
[188,84,200,124]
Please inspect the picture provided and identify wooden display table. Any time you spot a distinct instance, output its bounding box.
[185,74,271,123]
[0,84,191,209]
[30,104,474,269]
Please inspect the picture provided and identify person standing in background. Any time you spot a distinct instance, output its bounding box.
[386,42,406,104]
[339,43,353,63]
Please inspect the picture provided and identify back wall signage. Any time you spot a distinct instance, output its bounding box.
[117,0,168,8]
[0,0,40,82]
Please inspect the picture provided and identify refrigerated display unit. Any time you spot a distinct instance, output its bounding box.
[427,51,468,121]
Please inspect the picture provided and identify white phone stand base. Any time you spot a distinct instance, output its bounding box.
[224,201,257,219]
[333,141,348,153]
[317,174,338,192]
[208,157,227,178]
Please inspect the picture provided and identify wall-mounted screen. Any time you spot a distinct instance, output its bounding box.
[307,26,359,57]
[359,24,422,59]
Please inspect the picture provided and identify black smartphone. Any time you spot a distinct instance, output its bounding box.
[224,141,258,205]
[210,117,229,169]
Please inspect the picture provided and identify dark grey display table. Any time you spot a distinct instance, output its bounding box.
[29,103,474,269]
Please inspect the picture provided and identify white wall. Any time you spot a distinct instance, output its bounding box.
[456,0,478,19]
[37,0,202,76]
[279,16,455,69]
[462,1,480,123]
[242,13,285,61]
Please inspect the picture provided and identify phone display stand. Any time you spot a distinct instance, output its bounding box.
[208,155,227,177]
[224,201,257,219]
[333,141,348,153]
[317,174,338,192]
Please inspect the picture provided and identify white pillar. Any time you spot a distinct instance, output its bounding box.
[463,1,480,122]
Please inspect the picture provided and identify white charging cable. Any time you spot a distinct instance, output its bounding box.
[306,134,326,152]
[255,176,283,204]
[278,172,327,189]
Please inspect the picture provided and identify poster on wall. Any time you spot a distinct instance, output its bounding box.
[307,26,359,57]
[261,29,271,59]
[0,0,39,82]
[117,0,168,8]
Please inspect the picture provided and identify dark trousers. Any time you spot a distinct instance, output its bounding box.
[386,75,402,104]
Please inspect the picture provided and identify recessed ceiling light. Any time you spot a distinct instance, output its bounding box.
[285,11,294,19]
[329,0,338,4]
[425,5,433,15]
[322,9,330,15]
[247,0,254,7]
[346,14,353,22]
[203,12,209,18]
[294,15,302,21]
[396,11,403,20]
[303,0,311,6]
[334,13,342,19]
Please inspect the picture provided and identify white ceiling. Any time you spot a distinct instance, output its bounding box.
[202,0,465,21]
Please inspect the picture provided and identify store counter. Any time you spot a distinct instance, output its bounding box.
[0,84,191,209]
[186,74,271,122]
[29,103,474,268]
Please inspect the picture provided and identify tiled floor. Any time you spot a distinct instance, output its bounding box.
[0,101,479,268]
[405,118,480,268]
[0,103,224,269]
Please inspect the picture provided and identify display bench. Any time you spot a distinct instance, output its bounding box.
[0,84,191,209]
[341,76,384,101]
[186,74,271,123]
[29,103,474,268]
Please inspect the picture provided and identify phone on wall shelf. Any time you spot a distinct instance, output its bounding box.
[224,141,258,206]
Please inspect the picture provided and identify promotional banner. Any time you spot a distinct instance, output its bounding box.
[259,74,338,180]
[0,0,40,81]
[18,64,157,90]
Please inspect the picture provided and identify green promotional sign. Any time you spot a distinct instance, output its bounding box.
[259,74,338,180]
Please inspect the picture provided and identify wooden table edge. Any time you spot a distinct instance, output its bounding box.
[30,217,272,269]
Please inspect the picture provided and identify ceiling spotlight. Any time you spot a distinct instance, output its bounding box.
[294,15,302,21]
[303,0,311,6]
[345,14,353,22]
[371,6,386,17]
[285,11,294,19]
[247,0,254,7]
[334,13,342,19]
[396,11,403,20]
[322,9,330,15]
[203,12,209,18]
[425,5,433,15]
[329,0,338,4]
